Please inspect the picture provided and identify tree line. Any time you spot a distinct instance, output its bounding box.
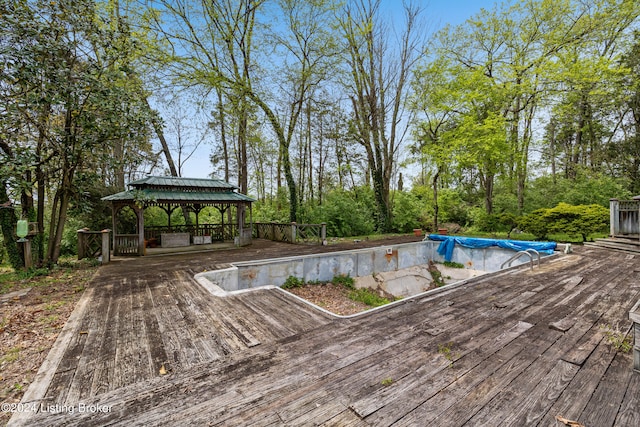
[1,0,639,268]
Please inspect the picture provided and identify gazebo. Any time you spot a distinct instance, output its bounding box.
[102,176,254,256]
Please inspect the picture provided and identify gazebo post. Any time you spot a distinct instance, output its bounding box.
[136,205,145,256]
[111,202,118,255]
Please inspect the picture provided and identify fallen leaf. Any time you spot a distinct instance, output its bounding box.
[555,415,585,427]
[159,364,167,375]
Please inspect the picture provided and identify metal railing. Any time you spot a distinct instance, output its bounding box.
[501,249,540,270]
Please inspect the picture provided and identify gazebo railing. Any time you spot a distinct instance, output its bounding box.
[114,234,139,256]
[144,224,237,243]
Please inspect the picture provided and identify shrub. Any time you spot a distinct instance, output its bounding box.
[306,189,375,237]
[391,191,422,233]
[331,274,355,289]
[281,276,305,289]
[519,203,609,241]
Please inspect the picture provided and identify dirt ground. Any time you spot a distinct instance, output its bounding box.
[286,282,372,316]
[0,266,95,425]
[0,234,423,424]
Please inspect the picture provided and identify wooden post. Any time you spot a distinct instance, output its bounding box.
[609,199,618,238]
[77,229,86,260]
[112,203,118,256]
[291,222,297,243]
[136,205,145,256]
[321,222,327,245]
[629,299,640,373]
[20,239,32,270]
[101,229,110,264]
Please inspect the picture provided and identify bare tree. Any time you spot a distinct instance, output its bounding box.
[338,0,424,231]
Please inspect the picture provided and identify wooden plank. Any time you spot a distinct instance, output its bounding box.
[427,326,563,426]
[391,321,534,426]
[542,339,623,426]
[320,408,368,427]
[614,369,640,427]
[505,359,580,425]
[579,342,635,427]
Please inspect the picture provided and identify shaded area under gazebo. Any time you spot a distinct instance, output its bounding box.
[102,176,254,256]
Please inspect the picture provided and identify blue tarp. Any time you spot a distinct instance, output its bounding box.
[428,234,557,262]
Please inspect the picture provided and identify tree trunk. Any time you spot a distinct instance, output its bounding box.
[0,181,22,269]
[432,170,440,232]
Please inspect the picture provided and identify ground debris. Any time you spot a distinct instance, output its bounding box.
[555,415,585,427]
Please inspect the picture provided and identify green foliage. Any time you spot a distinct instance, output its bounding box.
[526,172,630,212]
[331,274,355,289]
[391,191,423,233]
[519,203,609,241]
[348,288,390,307]
[281,276,305,289]
[438,189,469,225]
[600,324,633,353]
[443,261,464,269]
[60,217,84,256]
[304,188,375,237]
[381,378,394,386]
[253,188,291,223]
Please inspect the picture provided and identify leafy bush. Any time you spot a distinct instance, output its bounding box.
[526,171,630,211]
[438,189,469,225]
[60,217,84,256]
[281,276,305,289]
[519,203,609,241]
[253,189,291,223]
[331,274,355,289]
[391,191,422,233]
[305,188,375,237]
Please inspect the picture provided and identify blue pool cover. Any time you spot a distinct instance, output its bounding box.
[428,234,557,262]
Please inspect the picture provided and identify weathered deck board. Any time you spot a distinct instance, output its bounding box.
[12,246,640,427]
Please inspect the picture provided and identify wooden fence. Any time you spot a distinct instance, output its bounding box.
[253,222,327,245]
[77,229,111,263]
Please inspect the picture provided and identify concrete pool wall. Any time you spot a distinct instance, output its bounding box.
[195,239,552,295]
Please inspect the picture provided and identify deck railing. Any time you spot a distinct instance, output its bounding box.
[610,199,640,237]
[253,222,327,245]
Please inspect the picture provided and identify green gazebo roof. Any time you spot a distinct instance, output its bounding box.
[101,176,255,205]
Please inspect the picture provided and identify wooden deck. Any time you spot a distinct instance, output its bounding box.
[10,245,640,426]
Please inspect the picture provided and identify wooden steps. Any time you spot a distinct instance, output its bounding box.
[585,237,640,254]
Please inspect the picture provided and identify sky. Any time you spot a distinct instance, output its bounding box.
[154,0,498,181]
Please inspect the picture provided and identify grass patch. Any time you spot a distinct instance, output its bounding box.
[348,288,390,307]
[427,260,446,287]
[437,341,459,367]
[1,346,22,364]
[442,261,464,269]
